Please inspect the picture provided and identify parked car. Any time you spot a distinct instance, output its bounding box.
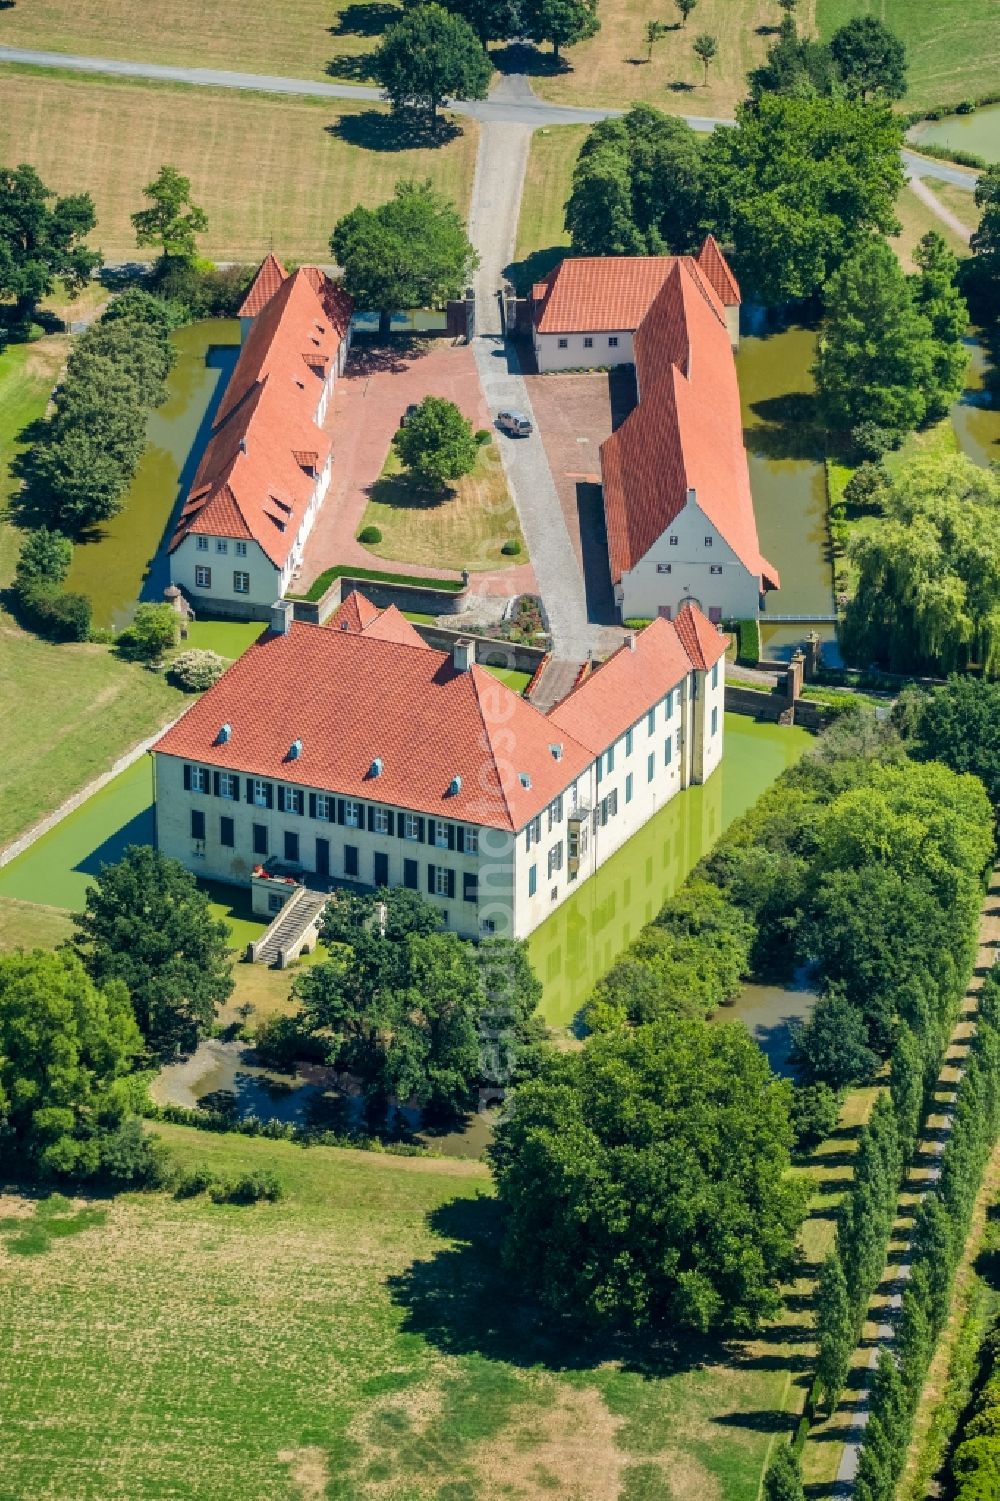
[400,403,420,426]
[496,410,532,437]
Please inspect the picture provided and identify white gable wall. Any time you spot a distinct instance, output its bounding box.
[616,492,762,624]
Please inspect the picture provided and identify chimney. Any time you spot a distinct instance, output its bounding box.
[453,638,474,672]
[686,486,696,508]
[624,631,636,652]
[270,599,294,634]
[239,437,248,455]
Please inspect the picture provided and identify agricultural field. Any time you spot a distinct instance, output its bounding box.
[0,1108,869,1501]
[0,67,478,264]
[360,443,526,573]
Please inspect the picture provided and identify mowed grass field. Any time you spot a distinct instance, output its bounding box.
[0,1119,851,1501]
[0,68,478,263]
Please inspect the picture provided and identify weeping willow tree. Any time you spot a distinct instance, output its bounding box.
[843,453,1000,676]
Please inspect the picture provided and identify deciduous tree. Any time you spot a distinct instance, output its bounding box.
[131,165,207,261]
[392,394,480,488]
[910,231,969,418]
[0,163,100,320]
[692,32,717,84]
[523,0,600,57]
[816,1250,854,1410]
[830,16,907,102]
[674,0,697,24]
[373,4,490,122]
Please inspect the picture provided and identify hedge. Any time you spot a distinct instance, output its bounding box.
[289,564,465,602]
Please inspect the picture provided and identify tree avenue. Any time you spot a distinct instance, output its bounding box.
[331,179,478,340]
[490,1018,806,1333]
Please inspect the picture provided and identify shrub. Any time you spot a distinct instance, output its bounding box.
[173,1165,217,1198]
[150,258,254,318]
[18,582,92,641]
[14,526,74,588]
[97,1117,171,1187]
[117,603,179,662]
[842,461,891,513]
[501,538,521,556]
[357,524,382,544]
[209,1170,284,1204]
[850,421,900,462]
[475,428,491,444]
[166,649,229,691]
[252,1014,328,1071]
[790,1081,841,1154]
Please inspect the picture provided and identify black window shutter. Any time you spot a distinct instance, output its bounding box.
[327,799,336,823]
[446,824,455,851]
[277,785,286,813]
[446,869,455,899]
[232,776,240,802]
[337,798,345,825]
[416,816,425,842]
[246,779,254,804]
[385,810,395,837]
[427,863,436,894]
[264,782,273,809]
[309,793,317,819]
[367,805,375,833]
[426,819,435,845]
[183,764,192,791]
[212,771,220,797]
[457,827,465,854]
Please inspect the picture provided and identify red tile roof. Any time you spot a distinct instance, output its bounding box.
[327,592,427,649]
[238,253,288,317]
[153,621,595,833]
[674,601,728,670]
[170,268,351,569]
[548,609,721,752]
[300,265,354,345]
[600,260,779,590]
[532,238,740,336]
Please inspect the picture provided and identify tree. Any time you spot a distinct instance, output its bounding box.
[763,1444,805,1501]
[331,179,478,340]
[815,1250,854,1410]
[0,164,100,320]
[436,0,523,43]
[789,1081,840,1153]
[645,19,664,60]
[814,238,938,438]
[830,16,907,102]
[674,0,697,24]
[565,108,705,257]
[748,17,837,101]
[702,95,904,304]
[693,33,717,84]
[843,453,1000,676]
[490,1019,806,1332]
[131,166,207,262]
[776,0,796,12]
[0,949,141,1178]
[116,602,179,662]
[910,677,1000,808]
[372,5,491,124]
[523,0,600,57]
[13,526,73,590]
[392,395,479,488]
[792,988,878,1089]
[72,845,233,1056]
[968,162,1000,317]
[910,231,969,418]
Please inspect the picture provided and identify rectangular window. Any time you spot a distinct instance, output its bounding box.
[463,871,478,903]
[344,800,360,828]
[648,751,655,783]
[547,841,564,877]
[252,824,268,856]
[190,765,208,793]
[219,772,237,800]
[625,728,633,756]
[284,830,300,863]
[315,794,331,821]
[252,778,270,808]
[711,662,719,690]
[434,866,451,897]
[605,744,614,774]
[656,562,672,575]
[704,536,713,547]
[663,690,674,719]
[625,772,633,804]
[216,539,228,554]
[195,565,212,589]
[233,571,250,595]
[403,813,420,841]
[647,707,655,735]
[709,564,723,576]
[344,844,358,878]
[583,336,593,349]
[268,893,283,913]
[373,807,390,835]
[711,706,719,737]
[528,864,537,898]
[709,606,722,625]
[481,918,496,935]
[433,819,449,849]
[196,536,209,552]
[595,759,603,786]
[608,335,618,348]
[669,535,678,547]
[463,826,478,855]
[557,337,568,349]
[665,737,673,766]
[190,809,205,841]
[546,796,563,832]
[403,858,418,890]
[282,787,304,815]
[235,541,247,557]
[220,816,234,848]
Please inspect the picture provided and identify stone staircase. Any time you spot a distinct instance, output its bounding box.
[528,656,586,714]
[248,886,330,968]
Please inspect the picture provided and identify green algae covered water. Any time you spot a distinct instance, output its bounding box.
[910,106,1000,165]
[65,320,241,630]
[529,714,812,1028]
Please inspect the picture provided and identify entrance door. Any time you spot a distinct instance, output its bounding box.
[373,851,389,887]
[315,838,330,878]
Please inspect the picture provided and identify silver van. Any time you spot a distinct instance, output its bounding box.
[497,410,533,437]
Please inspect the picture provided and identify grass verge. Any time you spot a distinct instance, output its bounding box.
[0,67,478,263]
[360,444,526,573]
[291,564,466,602]
[509,124,584,293]
[891,180,970,273]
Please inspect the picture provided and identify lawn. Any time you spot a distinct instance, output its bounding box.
[360,443,527,573]
[0,894,74,952]
[0,67,479,263]
[891,181,970,273]
[0,335,68,585]
[510,125,584,292]
[0,1119,834,1501]
[483,666,533,694]
[930,180,982,235]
